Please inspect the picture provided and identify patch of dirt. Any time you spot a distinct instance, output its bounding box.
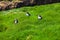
[0,0,60,10]
[0,1,24,10]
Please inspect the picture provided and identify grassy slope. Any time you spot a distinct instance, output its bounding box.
[0,3,60,40]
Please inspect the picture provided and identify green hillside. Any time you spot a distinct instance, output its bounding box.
[0,3,60,40]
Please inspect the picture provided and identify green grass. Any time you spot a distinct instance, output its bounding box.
[0,3,60,40]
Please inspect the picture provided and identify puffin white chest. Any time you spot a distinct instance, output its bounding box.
[26,12,30,16]
[26,13,30,16]
[14,19,18,24]
[38,15,42,20]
